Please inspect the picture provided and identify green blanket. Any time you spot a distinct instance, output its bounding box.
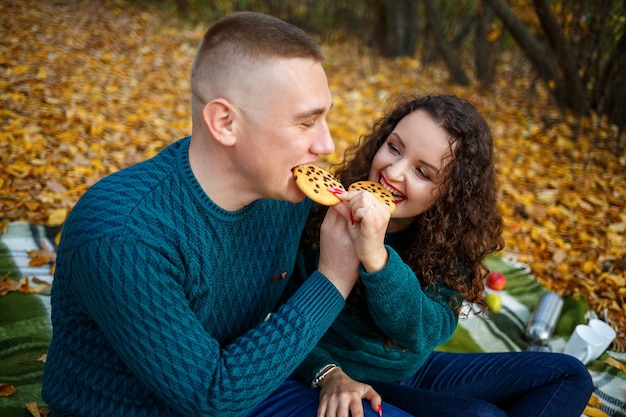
[0,224,53,416]
[1,222,624,417]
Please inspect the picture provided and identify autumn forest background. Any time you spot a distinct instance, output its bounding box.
[1,0,625,340]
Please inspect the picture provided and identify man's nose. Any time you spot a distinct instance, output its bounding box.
[311,122,335,155]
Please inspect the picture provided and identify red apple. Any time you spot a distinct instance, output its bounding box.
[486,271,506,291]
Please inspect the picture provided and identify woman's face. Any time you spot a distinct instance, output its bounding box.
[368,109,453,232]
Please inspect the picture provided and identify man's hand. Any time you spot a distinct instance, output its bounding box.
[317,205,359,298]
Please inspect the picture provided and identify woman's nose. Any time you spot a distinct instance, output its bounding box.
[385,161,405,182]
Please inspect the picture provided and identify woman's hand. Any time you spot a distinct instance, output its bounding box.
[332,190,391,273]
[316,368,382,417]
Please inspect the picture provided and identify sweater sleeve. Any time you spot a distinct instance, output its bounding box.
[359,246,458,352]
[69,236,345,416]
[286,240,342,385]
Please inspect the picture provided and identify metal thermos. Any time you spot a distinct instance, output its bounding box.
[525,292,563,345]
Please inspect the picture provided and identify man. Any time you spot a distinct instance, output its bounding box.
[43,12,359,417]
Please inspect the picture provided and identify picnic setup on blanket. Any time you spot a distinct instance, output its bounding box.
[1,221,625,417]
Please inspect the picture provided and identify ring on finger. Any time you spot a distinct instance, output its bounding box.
[367,204,375,211]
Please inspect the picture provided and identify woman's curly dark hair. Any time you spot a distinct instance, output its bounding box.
[303,94,504,316]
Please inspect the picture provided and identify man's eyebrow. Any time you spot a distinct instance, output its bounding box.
[390,132,440,174]
[294,102,334,121]
[294,108,325,120]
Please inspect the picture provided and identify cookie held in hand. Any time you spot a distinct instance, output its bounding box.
[293,164,345,206]
[348,181,396,213]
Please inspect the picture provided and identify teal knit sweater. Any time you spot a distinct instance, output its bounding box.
[291,235,459,385]
[42,137,346,417]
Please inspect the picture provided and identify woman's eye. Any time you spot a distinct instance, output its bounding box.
[387,142,400,154]
[415,167,431,181]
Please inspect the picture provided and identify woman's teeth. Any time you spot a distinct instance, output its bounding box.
[380,182,405,201]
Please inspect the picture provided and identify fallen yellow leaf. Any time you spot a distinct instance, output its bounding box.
[0,383,16,397]
[46,208,67,227]
[604,356,626,374]
[583,406,611,417]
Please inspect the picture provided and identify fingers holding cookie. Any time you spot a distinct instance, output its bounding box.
[345,189,391,226]
[348,181,396,213]
[341,186,391,273]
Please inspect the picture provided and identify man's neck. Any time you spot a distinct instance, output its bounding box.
[188,135,254,212]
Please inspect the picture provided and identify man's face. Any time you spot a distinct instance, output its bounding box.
[232,58,334,203]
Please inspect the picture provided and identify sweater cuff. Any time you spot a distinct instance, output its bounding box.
[289,270,345,338]
[359,245,403,284]
[293,347,337,385]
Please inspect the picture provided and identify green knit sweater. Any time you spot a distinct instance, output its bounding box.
[291,235,458,385]
[42,137,345,417]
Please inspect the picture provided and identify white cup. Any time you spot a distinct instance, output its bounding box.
[587,319,616,360]
[564,324,604,364]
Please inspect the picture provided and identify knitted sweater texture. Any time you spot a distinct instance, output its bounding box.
[291,236,458,384]
[42,137,345,417]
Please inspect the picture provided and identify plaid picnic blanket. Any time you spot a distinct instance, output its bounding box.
[0,223,54,417]
[1,222,625,417]
[439,255,626,417]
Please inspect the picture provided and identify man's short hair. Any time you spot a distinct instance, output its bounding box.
[191,12,324,103]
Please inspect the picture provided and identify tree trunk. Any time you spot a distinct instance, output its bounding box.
[593,21,626,112]
[598,26,626,154]
[371,0,418,57]
[174,0,189,16]
[371,0,394,56]
[475,0,495,88]
[401,0,419,56]
[532,0,590,115]
[482,0,568,109]
[422,0,470,85]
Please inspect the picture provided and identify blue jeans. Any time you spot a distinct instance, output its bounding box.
[247,351,592,417]
[372,351,593,417]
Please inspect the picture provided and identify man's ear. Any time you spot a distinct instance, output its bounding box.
[202,99,237,146]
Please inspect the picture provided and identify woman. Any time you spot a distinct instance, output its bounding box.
[286,94,593,417]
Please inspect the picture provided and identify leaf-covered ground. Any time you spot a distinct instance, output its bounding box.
[1,0,625,341]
